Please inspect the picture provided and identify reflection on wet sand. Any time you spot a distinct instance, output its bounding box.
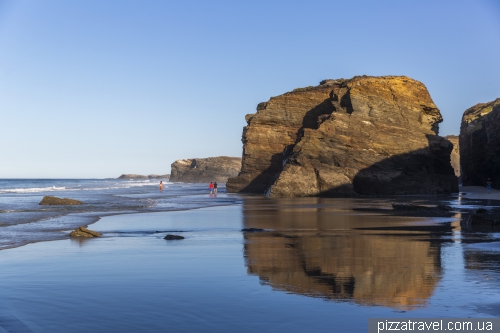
[242,197,445,310]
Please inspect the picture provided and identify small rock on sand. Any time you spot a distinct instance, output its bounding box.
[164,234,184,240]
[70,226,102,238]
[40,196,83,205]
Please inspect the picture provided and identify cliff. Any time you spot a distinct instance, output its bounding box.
[444,135,460,178]
[459,98,500,188]
[118,174,170,180]
[169,156,241,183]
[227,76,458,196]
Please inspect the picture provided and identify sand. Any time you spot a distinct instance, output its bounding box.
[1,197,499,332]
[459,185,500,200]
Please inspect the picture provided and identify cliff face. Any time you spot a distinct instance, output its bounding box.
[169,156,241,183]
[459,98,500,188]
[227,76,458,196]
[444,135,460,178]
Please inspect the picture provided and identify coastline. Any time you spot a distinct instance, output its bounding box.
[0,179,241,251]
[459,185,500,200]
[1,197,499,332]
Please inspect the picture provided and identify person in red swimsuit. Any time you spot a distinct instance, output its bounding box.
[209,182,214,194]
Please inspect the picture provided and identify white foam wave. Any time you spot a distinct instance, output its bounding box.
[0,186,67,194]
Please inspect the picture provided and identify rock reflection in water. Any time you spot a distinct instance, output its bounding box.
[242,197,443,310]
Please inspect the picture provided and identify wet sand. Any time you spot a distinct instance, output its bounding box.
[460,185,500,200]
[0,198,499,332]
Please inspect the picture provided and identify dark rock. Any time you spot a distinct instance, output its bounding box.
[164,234,185,240]
[227,76,458,196]
[70,226,102,238]
[459,98,500,189]
[241,228,265,232]
[40,196,83,205]
[169,156,241,183]
[476,208,488,214]
[466,214,500,226]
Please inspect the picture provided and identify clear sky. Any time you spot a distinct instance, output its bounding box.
[1,0,499,178]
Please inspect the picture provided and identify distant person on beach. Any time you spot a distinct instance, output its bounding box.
[209,182,214,194]
[213,182,218,195]
[159,181,164,191]
[487,178,492,191]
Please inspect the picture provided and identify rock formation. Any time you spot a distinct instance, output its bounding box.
[70,226,102,237]
[169,156,241,183]
[459,98,500,189]
[444,135,460,178]
[118,174,170,180]
[227,76,458,196]
[40,196,83,205]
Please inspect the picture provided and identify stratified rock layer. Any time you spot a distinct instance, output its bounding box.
[169,156,241,183]
[444,135,460,178]
[459,98,500,189]
[227,76,458,196]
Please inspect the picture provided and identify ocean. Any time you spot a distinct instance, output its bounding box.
[0,178,239,250]
[1,180,500,332]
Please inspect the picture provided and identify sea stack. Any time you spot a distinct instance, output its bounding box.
[169,156,241,183]
[227,76,458,196]
[459,98,500,189]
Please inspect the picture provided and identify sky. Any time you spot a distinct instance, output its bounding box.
[1,0,499,178]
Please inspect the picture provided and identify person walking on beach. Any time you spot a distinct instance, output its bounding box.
[209,182,214,194]
[487,178,492,191]
[213,182,218,195]
[159,181,164,191]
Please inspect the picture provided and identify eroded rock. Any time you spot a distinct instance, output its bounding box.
[227,76,458,196]
[169,156,241,183]
[70,226,102,238]
[459,98,500,189]
[40,196,83,205]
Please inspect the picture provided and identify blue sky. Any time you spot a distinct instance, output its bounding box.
[1,0,499,178]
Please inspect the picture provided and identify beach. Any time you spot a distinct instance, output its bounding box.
[1,190,500,332]
[460,185,500,200]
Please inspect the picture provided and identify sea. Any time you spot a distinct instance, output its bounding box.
[1,179,500,332]
[0,178,239,250]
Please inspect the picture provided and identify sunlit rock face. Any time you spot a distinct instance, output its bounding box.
[227,76,458,196]
[459,98,500,189]
[169,156,241,183]
[444,135,460,178]
[241,198,443,310]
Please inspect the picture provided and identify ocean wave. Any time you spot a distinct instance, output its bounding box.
[0,186,67,194]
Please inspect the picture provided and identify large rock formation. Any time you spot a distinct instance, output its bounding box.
[117,174,170,180]
[169,156,241,183]
[444,135,460,178]
[459,98,500,189]
[227,76,458,196]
